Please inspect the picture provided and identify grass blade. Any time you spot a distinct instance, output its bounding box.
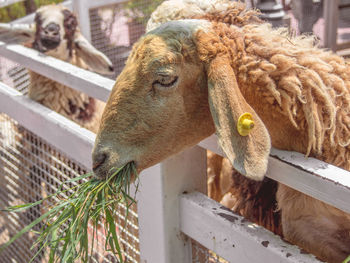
[1,162,138,263]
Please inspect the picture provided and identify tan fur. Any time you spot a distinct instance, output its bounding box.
[94,7,350,263]
[207,150,223,201]
[195,22,350,262]
[147,0,280,236]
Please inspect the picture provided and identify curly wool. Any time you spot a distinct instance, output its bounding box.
[196,22,350,167]
[27,52,105,134]
[28,71,104,133]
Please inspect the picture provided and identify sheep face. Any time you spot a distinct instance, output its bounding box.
[93,28,215,178]
[33,5,77,61]
[93,20,271,181]
[0,4,114,75]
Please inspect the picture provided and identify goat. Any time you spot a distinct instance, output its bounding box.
[92,13,350,262]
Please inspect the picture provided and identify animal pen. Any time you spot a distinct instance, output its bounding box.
[0,0,349,262]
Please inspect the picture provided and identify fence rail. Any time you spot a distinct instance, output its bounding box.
[0,82,95,168]
[180,192,318,263]
[0,43,114,102]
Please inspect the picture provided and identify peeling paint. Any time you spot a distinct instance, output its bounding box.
[217,212,239,222]
[219,205,234,213]
[286,253,292,258]
[261,241,269,247]
[270,153,350,192]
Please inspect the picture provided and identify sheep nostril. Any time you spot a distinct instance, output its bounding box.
[44,23,60,35]
[92,153,107,172]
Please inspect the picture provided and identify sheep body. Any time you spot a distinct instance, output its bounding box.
[194,19,350,262]
[150,1,350,250]
[28,71,104,133]
[150,2,350,260]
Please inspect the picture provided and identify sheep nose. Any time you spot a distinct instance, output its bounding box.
[44,23,60,35]
[92,152,108,172]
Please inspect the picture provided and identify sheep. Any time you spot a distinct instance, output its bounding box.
[147,0,282,235]
[0,4,114,133]
[91,9,350,263]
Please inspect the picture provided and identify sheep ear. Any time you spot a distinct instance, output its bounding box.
[74,31,114,75]
[207,56,271,181]
[0,23,35,43]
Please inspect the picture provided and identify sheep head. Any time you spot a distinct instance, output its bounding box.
[93,20,271,181]
[0,5,114,75]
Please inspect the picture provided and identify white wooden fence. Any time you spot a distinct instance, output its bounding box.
[0,1,349,263]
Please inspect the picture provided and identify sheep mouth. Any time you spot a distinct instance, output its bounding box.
[40,37,60,50]
[93,161,137,182]
[33,36,60,52]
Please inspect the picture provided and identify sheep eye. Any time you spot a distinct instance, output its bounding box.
[153,75,178,88]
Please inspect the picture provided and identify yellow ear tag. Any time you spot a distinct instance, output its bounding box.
[237,113,255,136]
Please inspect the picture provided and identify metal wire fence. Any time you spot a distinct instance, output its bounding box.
[0,112,140,263]
[89,1,158,79]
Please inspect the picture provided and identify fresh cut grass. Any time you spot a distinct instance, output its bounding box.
[343,255,350,263]
[0,162,139,263]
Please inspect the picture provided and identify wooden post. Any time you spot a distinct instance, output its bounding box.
[323,0,339,51]
[137,146,207,263]
[73,0,92,41]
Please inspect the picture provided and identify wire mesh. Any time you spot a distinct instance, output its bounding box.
[89,0,163,79]
[191,239,229,263]
[0,113,140,263]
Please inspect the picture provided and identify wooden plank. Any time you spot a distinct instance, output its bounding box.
[269,148,350,214]
[0,43,114,102]
[180,192,321,263]
[0,82,95,169]
[138,146,207,263]
[336,41,350,51]
[73,0,92,42]
[199,135,350,214]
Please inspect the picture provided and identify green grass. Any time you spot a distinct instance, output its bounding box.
[0,162,139,263]
[343,255,350,263]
